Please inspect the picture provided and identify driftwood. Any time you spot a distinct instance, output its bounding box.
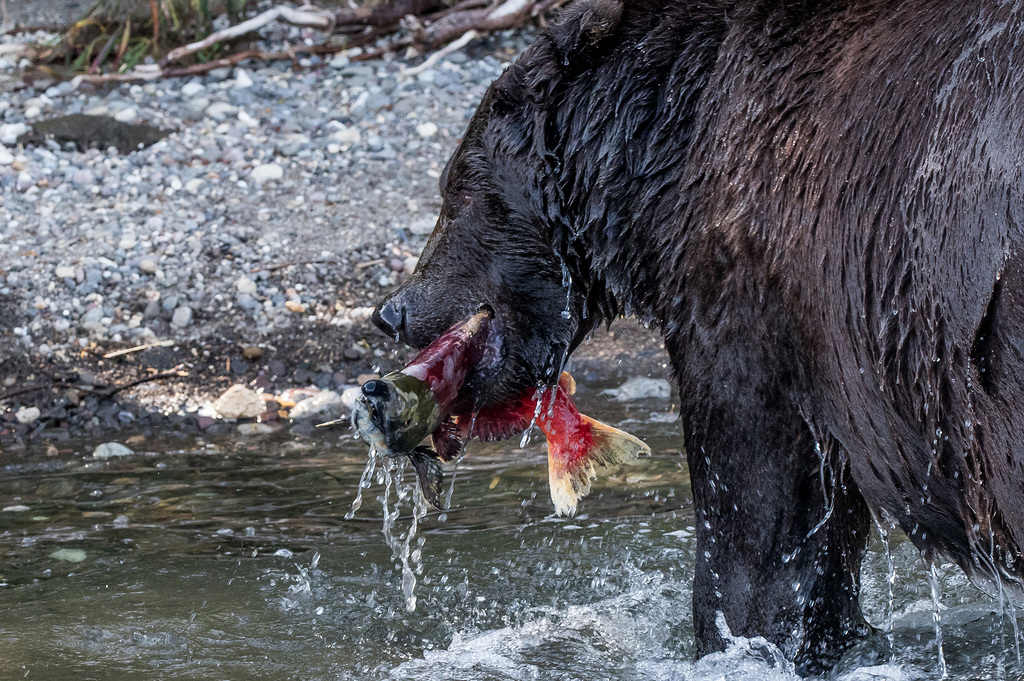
[57,0,570,87]
[0,365,187,403]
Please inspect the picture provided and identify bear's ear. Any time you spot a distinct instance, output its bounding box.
[546,0,623,71]
[502,0,622,104]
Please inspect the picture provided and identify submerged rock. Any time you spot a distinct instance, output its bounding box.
[93,442,133,459]
[602,376,672,401]
[17,114,172,154]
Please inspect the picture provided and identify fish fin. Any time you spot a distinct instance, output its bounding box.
[410,446,444,509]
[547,414,650,516]
[559,371,576,395]
[431,417,466,462]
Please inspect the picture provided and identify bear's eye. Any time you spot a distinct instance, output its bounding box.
[460,192,474,207]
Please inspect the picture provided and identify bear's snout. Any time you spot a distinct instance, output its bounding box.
[371,297,407,343]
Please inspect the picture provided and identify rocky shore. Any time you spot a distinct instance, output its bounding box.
[0,29,668,445]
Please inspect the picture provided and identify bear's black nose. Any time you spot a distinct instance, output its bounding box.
[372,298,406,342]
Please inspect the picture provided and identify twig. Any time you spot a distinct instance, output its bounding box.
[0,380,78,402]
[103,339,175,359]
[161,4,336,66]
[354,258,386,270]
[399,28,477,79]
[251,257,341,273]
[93,366,188,398]
[0,366,187,403]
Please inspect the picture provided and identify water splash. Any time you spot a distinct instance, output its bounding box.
[379,458,427,612]
[873,516,896,659]
[346,451,380,520]
[926,562,948,678]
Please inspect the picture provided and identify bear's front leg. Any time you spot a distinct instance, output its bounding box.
[671,311,872,673]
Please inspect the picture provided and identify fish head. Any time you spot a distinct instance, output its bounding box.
[371,62,609,412]
[352,372,442,455]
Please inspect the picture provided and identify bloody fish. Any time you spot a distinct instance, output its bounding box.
[336,310,650,514]
[337,310,493,507]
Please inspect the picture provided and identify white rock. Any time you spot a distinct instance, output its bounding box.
[206,102,238,119]
[184,178,204,193]
[93,442,134,459]
[235,276,257,295]
[329,54,350,69]
[290,391,345,421]
[212,384,264,419]
[409,217,435,236]
[330,126,361,144]
[602,377,672,401]
[15,406,40,424]
[237,110,259,128]
[114,107,137,123]
[403,256,419,276]
[181,82,205,97]
[138,258,158,274]
[54,265,75,279]
[415,122,439,138]
[24,105,41,119]
[0,147,12,165]
[234,69,254,88]
[251,163,283,183]
[341,386,361,409]
[0,122,28,145]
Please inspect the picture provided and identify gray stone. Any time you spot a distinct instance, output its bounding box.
[93,442,134,459]
[170,305,192,328]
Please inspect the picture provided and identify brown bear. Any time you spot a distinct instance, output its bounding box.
[371,0,1024,671]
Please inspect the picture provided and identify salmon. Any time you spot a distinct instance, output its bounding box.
[337,311,649,513]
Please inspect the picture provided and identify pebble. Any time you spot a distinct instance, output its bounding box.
[0,122,29,145]
[171,306,193,328]
[212,384,264,419]
[237,422,275,435]
[235,276,257,295]
[0,148,12,165]
[602,377,672,401]
[415,122,439,138]
[15,406,40,424]
[285,300,306,313]
[289,390,345,421]
[113,107,137,123]
[251,163,284,183]
[138,258,158,274]
[409,218,435,236]
[181,82,205,97]
[234,69,255,89]
[93,442,134,458]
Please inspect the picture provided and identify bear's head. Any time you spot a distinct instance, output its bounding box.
[371,0,624,412]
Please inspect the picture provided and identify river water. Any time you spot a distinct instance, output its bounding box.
[1,378,1021,680]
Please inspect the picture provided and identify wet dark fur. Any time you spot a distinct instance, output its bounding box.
[374,0,1024,671]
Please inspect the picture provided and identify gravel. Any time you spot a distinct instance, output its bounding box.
[0,27,543,440]
[0,27,672,443]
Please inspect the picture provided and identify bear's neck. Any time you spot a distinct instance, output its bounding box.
[549,4,728,328]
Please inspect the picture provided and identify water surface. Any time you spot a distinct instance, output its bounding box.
[1,379,1021,680]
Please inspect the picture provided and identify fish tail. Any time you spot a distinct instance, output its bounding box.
[547,415,650,516]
